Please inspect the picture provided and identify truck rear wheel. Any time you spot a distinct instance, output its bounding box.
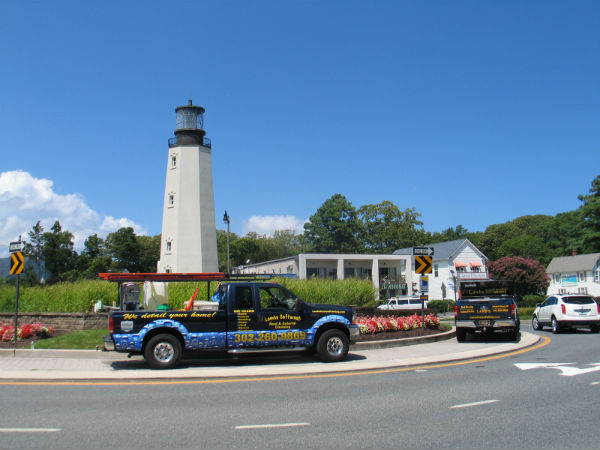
[144,334,182,369]
[456,328,467,342]
[317,329,349,362]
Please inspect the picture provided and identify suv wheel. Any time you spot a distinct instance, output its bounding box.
[551,317,561,334]
[532,315,541,331]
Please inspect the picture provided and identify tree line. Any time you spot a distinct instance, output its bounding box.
[6,174,599,286]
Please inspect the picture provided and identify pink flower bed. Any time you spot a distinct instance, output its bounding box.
[356,314,439,335]
[0,322,54,341]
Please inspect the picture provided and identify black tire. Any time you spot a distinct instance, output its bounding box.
[590,325,600,333]
[508,329,519,341]
[532,315,541,331]
[144,333,182,369]
[551,317,560,334]
[456,328,467,342]
[316,329,349,362]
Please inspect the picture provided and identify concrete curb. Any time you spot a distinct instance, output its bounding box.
[0,328,456,359]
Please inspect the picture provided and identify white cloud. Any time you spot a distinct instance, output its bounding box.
[0,170,147,256]
[243,215,307,236]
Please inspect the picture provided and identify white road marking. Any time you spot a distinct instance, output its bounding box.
[0,428,61,433]
[449,399,500,409]
[236,422,310,430]
[515,362,600,376]
[591,381,600,385]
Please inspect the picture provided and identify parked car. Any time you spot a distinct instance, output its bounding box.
[532,295,600,334]
[377,297,428,310]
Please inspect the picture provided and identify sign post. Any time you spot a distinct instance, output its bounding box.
[413,247,434,328]
[9,238,24,344]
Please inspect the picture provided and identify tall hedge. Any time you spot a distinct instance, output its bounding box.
[0,277,377,312]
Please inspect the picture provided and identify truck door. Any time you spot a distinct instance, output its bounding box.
[227,284,260,348]
[255,285,311,346]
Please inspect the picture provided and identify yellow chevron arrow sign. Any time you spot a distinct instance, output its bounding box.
[414,255,432,274]
[10,251,24,275]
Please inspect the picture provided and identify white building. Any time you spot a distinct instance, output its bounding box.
[546,252,600,297]
[233,239,489,301]
[156,101,218,273]
[233,253,413,300]
[393,239,488,300]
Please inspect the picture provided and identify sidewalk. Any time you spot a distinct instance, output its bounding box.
[0,329,541,381]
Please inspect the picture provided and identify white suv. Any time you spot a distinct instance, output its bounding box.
[532,295,600,334]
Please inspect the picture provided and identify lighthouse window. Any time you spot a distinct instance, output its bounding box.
[166,241,172,253]
[168,194,175,207]
[170,154,177,168]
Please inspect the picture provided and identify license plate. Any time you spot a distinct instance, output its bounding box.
[479,320,490,326]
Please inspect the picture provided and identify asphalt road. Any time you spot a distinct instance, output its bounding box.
[1,323,599,450]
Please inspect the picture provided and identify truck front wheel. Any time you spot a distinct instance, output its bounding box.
[144,334,182,369]
[317,329,349,362]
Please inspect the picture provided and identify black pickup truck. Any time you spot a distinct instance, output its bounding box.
[454,280,520,342]
[100,273,360,369]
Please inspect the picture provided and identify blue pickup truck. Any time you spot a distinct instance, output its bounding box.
[100,273,360,369]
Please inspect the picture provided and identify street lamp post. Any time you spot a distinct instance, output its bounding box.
[223,211,230,273]
[450,269,457,302]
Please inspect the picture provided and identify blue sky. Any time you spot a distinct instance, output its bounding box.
[1,1,599,256]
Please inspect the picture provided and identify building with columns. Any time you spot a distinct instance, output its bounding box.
[232,253,413,300]
[156,101,218,273]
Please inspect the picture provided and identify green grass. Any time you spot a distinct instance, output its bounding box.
[33,328,108,350]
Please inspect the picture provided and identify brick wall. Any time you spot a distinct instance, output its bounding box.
[0,313,109,332]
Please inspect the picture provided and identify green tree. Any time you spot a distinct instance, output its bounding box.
[230,234,261,267]
[137,234,161,273]
[42,221,77,281]
[78,233,111,278]
[578,174,600,252]
[497,235,553,265]
[303,194,362,253]
[23,220,45,283]
[487,256,550,296]
[106,227,140,272]
[357,201,426,253]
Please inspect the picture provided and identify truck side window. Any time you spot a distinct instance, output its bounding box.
[259,286,295,310]
[235,286,254,309]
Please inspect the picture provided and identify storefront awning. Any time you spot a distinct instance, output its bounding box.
[454,261,467,268]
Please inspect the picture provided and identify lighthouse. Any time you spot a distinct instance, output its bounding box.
[156,100,218,273]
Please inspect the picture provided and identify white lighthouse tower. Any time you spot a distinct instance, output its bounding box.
[157,100,218,273]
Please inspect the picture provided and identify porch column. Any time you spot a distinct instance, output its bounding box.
[372,258,380,300]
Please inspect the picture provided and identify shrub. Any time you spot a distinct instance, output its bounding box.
[521,295,544,308]
[427,300,455,313]
[274,277,376,307]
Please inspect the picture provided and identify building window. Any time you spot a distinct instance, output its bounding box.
[168,194,175,207]
[558,288,567,294]
[578,287,588,294]
[434,264,439,278]
[166,241,172,253]
[578,272,586,282]
[595,271,600,282]
[554,274,561,283]
[170,154,177,168]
